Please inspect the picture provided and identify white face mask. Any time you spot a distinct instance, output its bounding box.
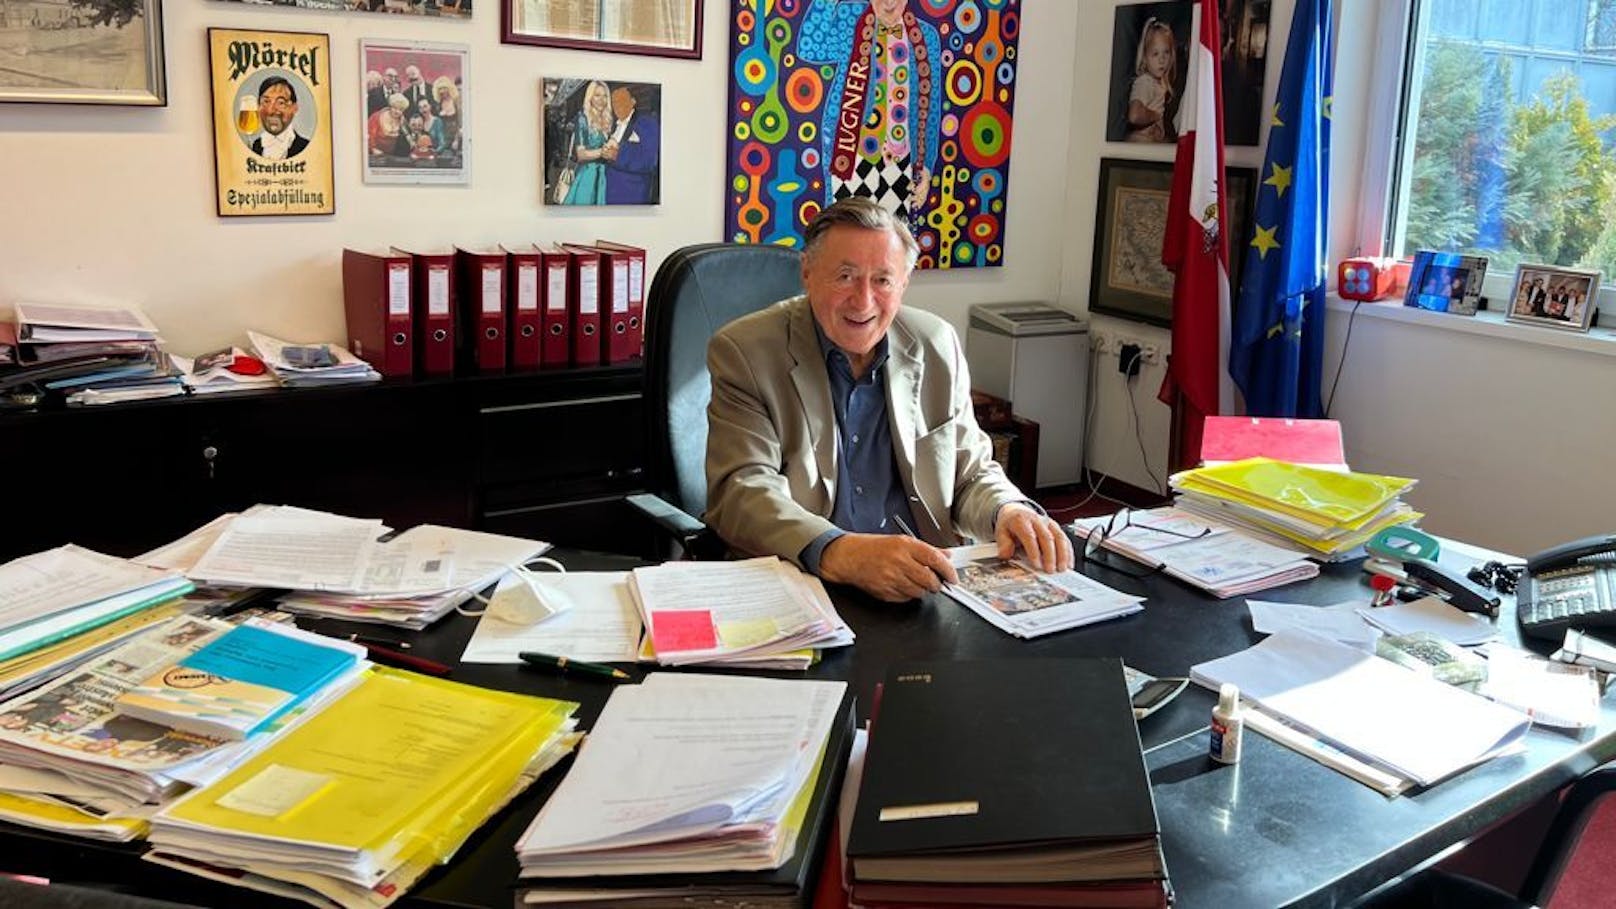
[485,564,576,626]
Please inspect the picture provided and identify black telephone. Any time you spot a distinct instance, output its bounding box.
[1515,534,1616,640]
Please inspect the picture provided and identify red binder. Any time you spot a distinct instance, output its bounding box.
[341,249,413,378]
[538,245,572,368]
[456,247,508,375]
[595,240,646,360]
[573,244,632,364]
[503,244,543,371]
[561,244,604,367]
[394,247,456,376]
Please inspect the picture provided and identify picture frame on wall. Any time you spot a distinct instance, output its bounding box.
[207,28,335,217]
[1505,263,1600,332]
[360,40,469,185]
[1088,158,1256,327]
[1404,250,1487,315]
[504,0,702,59]
[0,0,167,105]
[542,77,661,206]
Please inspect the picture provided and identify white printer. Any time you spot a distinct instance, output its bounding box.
[965,303,1088,489]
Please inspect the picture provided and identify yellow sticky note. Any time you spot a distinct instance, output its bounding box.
[217,764,331,818]
[717,618,780,649]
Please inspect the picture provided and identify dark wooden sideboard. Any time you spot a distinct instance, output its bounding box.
[0,366,650,562]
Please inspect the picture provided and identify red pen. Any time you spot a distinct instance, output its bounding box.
[362,643,452,677]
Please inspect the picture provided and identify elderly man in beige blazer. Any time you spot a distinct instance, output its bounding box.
[705,199,1073,602]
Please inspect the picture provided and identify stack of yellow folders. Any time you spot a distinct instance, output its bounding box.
[1170,458,1422,561]
[145,668,581,908]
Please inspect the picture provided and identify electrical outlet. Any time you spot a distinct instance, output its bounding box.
[1141,344,1161,365]
[1092,333,1111,354]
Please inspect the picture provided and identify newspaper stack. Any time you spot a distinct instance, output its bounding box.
[0,614,364,842]
[630,558,853,670]
[247,330,380,388]
[1069,507,1319,598]
[170,347,278,396]
[1169,458,1422,561]
[0,545,194,669]
[143,506,551,629]
[941,544,1147,637]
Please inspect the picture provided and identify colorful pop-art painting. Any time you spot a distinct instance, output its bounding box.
[724,0,1020,269]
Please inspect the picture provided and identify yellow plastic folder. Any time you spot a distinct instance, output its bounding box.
[1180,458,1417,527]
[158,668,577,872]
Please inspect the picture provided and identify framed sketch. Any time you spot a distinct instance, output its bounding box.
[0,0,166,105]
[505,0,702,59]
[211,0,469,18]
[1404,250,1487,315]
[207,29,335,217]
[361,41,468,185]
[1088,158,1256,327]
[1506,263,1600,332]
[542,78,661,206]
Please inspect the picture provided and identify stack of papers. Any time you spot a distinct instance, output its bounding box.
[1191,630,1531,788]
[1070,507,1318,598]
[170,347,278,396]
[1170,458,1422,560]
[517,674,846,888]
[943,544,1145,638]
[6,303,183,405]
[147,668,581,907]
[0,614,361,841]
[14,302,160,344]
[154,506,550,629]
[247,330,381,387]
[0,546,194,665]
[631,558,853,669]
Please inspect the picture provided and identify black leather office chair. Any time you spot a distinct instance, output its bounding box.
[1355,765,1616,908]
[626,242,805,559]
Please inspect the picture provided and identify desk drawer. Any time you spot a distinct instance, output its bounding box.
[477,392,645,486]
[479,492,654,556]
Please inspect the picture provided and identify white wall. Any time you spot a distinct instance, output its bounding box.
[0,2,1082,355]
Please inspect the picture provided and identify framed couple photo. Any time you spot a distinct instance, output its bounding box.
[1506,264,1600,333]
[1404,251,1487,315]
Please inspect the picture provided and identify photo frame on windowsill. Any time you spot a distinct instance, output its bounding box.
[1404,250,1488,315]
[503,0,702,59]
[1505,263,1600,333]
[1088,158,1256,327]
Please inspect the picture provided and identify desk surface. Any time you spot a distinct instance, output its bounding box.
[4,547,1614,909]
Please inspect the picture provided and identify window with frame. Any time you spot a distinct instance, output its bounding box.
[1391,0,1616,294]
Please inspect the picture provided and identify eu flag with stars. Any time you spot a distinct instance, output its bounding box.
[1229,0,1334,417]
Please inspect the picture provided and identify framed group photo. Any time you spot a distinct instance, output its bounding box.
[1506,264,1600,332]
[360,40,468,185]
[1088,158,1256,327]
[505,0,701,58]
[0,0,166,104]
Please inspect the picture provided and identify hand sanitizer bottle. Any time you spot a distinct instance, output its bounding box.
[1210,683,1243,764]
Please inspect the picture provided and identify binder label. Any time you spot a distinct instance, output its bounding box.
[482,265,502,314]
[517,264,538,311]
[579,265,599,315]
[547,266,567,312]
[612,262,629,313]
[428,266,450,315]
[628,260,644,301]
[387,264,410,315]
[878,800,980,822]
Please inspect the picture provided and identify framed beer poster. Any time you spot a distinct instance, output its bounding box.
[208,29,335,217]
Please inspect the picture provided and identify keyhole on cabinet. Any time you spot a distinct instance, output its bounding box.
[202,445,218,480]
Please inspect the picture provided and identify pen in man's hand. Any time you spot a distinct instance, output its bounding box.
[890,514,919,538]
[519,651,631,682]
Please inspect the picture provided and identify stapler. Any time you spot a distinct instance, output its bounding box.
[1363,527,1501,618]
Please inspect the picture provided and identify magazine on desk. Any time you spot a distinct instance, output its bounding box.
[943,545,1144,638]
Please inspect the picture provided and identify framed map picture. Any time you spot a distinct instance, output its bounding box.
[207,29,335,217]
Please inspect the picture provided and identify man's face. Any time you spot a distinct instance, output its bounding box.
[384,69,399,88]
[873,0,905,24]
[406,66,422,85]
[802,224,911,365]
[258,84,296,136]
[611,89,635,121]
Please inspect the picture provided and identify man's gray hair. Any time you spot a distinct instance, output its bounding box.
[801,198,920,269]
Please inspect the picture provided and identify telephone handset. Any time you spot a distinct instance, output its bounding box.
[1515,533,1616,640]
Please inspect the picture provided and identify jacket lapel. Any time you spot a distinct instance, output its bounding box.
[787,298,837,501]
[884,316,945,541]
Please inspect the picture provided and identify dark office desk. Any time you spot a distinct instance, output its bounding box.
[3,546,1613,909]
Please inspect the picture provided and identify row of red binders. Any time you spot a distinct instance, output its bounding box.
[341,241,646,377]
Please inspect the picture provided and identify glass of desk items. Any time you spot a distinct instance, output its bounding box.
[1375,631,1487,692]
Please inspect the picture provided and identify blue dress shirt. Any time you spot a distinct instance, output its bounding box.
[799,326,916,575]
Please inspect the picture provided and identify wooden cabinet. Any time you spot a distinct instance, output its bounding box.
[0,367,647,562]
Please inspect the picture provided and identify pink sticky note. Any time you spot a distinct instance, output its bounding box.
[650,610,718,653]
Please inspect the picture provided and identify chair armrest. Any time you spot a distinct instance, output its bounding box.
[624,493,728,560]
[1520,766,1616,903]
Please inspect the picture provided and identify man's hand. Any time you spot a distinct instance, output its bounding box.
[819,533,959,603]
[995,503,1075,574]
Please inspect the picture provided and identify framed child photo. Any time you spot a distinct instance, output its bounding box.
[1506,264,1600,333]
[1404,251,1487,315]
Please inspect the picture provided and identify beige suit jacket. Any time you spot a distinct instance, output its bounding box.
[705,295,1024,566]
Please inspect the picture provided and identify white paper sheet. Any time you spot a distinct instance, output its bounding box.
[1357,596,1496,646]
[1247,599,1379,648]
[460,572,642,664]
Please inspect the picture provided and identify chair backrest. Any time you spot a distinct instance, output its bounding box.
[643,243,805,518]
